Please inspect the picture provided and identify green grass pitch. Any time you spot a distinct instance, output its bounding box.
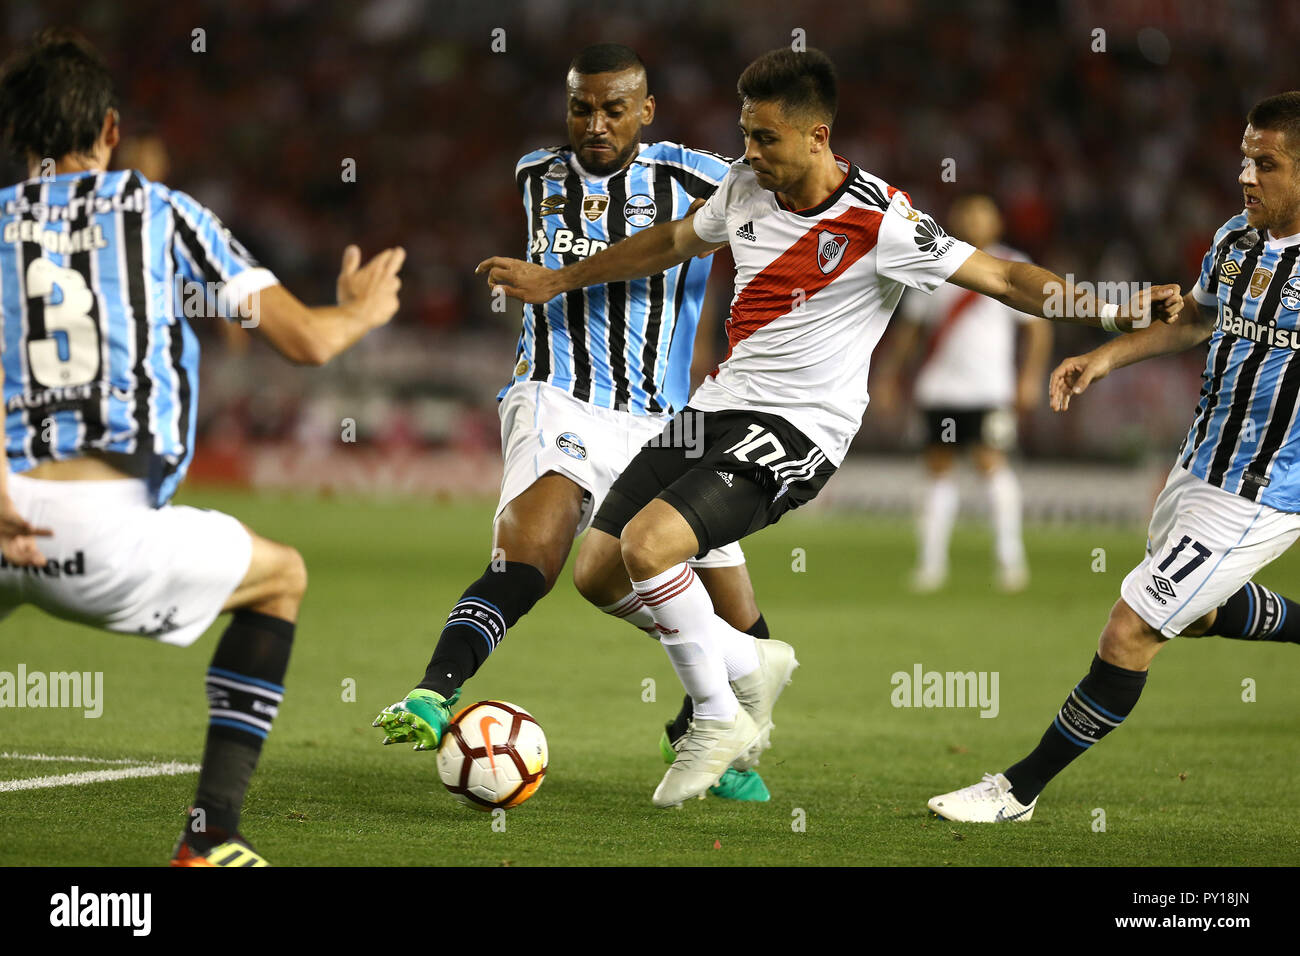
[1,487,1296,866]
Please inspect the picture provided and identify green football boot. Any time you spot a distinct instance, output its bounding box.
[659,723,771,802]
[710,765,771,802]
[373,688,460,750]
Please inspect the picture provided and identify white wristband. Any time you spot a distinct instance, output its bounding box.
[1099,302,1120,333]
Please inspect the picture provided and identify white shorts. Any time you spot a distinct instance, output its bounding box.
[0,474,253,647]
[1120,464,1300,638]
[496,382,745,568]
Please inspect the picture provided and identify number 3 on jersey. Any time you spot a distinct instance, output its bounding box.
[25,258,100,387]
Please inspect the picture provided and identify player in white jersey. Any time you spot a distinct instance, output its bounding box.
[0,31,404,864]
[479,48,1181,806]
[873,195,1051,592]
[372,44,771,802]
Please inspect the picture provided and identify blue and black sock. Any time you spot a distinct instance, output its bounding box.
[190,610,294,847]
[1200,582,1300,643]
[668,613,768,745]
[418,561,547,699]
[1004,653,1147,805]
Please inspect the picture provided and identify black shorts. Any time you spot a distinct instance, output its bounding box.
[922,406,1017,450]
[593,407,837,558]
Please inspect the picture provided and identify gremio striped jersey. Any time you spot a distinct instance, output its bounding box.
[504,142,731,416]
[1,170,276,506]
[1182,215,1300,510]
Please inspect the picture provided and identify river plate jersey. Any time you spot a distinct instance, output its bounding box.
[690,157,977,465]
[1182,215,1300,510]
[0,170,276,506]
[505,141,731,416]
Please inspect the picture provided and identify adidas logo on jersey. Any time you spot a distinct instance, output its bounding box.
[735,221,756,242]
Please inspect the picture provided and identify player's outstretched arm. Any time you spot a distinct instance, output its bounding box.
[476,214,714,304]
[244,245,405,366]
[947,250,1183,330]
[1015,319,1053,413]
[1050,292,1213,411]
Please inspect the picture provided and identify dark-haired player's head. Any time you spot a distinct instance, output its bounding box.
[0,28,119,175]
[735,48,837,195]
[1241,91,1300,235]
[948,194,1003,250]
[566,43,654,176]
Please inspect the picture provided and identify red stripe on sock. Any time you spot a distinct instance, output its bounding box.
[639,569,696,607]
[611,595,644,618]
[636,566,694,604]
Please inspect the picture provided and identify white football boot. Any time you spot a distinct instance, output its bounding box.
[909,566,947,593]
[730,638,798,768]
[652,709,762,808]
[927,772,1037,823]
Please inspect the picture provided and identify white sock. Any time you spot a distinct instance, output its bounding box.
[918,474,959,574]
[624,570,759,678]
[719,623,760,682]
[987,467,1026,570]
[631,564,737,720]
[600,592,657,636]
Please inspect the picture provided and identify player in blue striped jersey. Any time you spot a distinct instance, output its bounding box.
[0,30,405,863]
[508,137,728,415]
[375,44,772,801]
[930,92,1300,824]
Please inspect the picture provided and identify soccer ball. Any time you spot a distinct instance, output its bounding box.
[436,700,548,810]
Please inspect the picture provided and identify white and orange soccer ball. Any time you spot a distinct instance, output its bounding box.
[436,700,548,810]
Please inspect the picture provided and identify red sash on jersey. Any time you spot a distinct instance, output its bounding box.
[920,288,982,368]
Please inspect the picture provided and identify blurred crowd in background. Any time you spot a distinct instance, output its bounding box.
[2,0,1294,478]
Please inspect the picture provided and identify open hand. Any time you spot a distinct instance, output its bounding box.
[1049,352,1111,412]
[338,245,405,327]
[0,498,50,567]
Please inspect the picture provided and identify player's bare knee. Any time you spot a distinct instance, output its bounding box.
[620,514,667,580]
[280,545,308,603]
[973,445,1005,476]
[1098,599,1162,668]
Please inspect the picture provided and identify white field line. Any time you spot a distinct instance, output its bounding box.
[0,751,162,765]
[0,756,200,792]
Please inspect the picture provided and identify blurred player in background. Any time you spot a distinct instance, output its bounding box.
[0,30,405,864]
[480,48,1181,806]
[873,195,1051,593]
[374,43,772,801]
[930,92,1300,823]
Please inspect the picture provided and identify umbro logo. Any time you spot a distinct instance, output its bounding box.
[735,220,756,242]
[1152,575,1177,598]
